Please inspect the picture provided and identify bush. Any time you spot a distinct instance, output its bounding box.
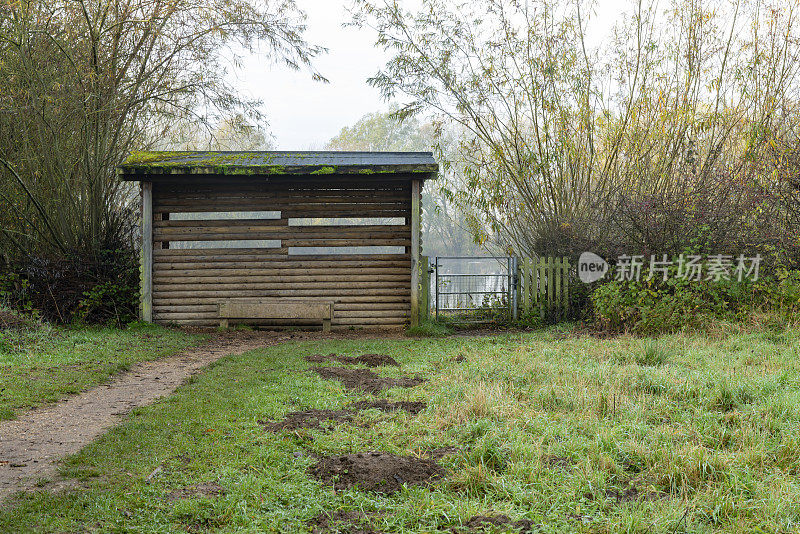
[590,266,800,336]
[1,248,139,325]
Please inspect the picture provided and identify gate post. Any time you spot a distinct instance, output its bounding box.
[420,255,430,321]
[434,257,439,320]
[511,256,519,322]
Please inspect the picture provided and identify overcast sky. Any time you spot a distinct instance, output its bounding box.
[230,1,388,150]
[229,0,626,150]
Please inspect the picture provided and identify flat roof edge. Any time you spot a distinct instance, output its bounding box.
[117,163,439,181]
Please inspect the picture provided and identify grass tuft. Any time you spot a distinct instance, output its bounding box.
[636,342,670,366]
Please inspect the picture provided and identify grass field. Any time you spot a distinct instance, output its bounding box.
[0,320,203,420]
[2,323,800,532]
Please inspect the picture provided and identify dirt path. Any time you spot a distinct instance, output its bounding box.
[0,329,399,504]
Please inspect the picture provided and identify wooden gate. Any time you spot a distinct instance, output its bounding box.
[517,256,571,320]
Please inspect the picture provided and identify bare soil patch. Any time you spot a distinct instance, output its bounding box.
[308,510,384,534]
[312,366,425,394]
[454,515,535,533]
[309,451,444,494]
[304,353,400,367]
[261,400,425,432]
[167,481,226,501]
[349,399,426,414]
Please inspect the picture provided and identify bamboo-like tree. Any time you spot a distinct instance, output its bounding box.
[0,0,325,259]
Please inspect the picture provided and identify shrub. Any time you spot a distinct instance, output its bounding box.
[1,248,138,325]
[590,265,800,336]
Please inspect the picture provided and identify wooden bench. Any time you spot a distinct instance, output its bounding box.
[218,298,334,331]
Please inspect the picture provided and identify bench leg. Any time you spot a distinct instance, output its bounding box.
[322,318,331,333]
[220,318,229,329]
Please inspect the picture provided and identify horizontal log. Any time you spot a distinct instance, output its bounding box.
[155,207,410,217]
[154,193,411,205]
[335,310,410,318]
[154,219,288,228]
[155,229,409,239]
[154,229,409,240]
[152,296,411,306]
[153,195,411,204]
[153,201,411,212]
[153,267,409,277]
[154,280,411,291]
[153,288,411,298]
[154,219,407,231]
[153,299,411,317]
[153,318,407,328]
[154,184,410,193]
[154,248,288,257]
[154,265,409,273]
[153,274,409,284]
[154,235,411,247]
[153,253,409,263]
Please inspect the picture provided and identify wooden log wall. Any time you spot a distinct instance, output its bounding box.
[149,177,415,328]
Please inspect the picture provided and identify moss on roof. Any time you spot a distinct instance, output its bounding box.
[118,151,439,180]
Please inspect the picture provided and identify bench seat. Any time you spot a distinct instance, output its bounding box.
[218,298,334,331]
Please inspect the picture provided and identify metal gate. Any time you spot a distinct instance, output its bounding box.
[433,256,517,321]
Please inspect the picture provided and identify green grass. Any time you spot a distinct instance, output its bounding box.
[405,320,453,337]
[0,321,204,420]
[3,325,800,532]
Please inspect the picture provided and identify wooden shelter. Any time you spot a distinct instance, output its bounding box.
[118,151,438,329]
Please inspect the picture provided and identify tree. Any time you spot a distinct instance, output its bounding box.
[326,110,484,257]
[0,0,324,258]
[352,0,800,264]
[161,113,275,151]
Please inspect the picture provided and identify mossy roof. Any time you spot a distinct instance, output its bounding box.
[118,151,438,180]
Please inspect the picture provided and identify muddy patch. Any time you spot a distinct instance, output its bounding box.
[350,399,426,414]
[454,515,535,533]
[167,481,225,501]
[308,510,384,534]
[309,451,444,494]
[260,409,357,431]
[305,353,400,367]
[313,366,424,394]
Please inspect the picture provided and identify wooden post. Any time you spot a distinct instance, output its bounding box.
[511,256,519,322]
[522,258,530,314]
[420,255,430,321]
[410,179,421,327]
[554,257,562,321]
[141,182,153,323]
[563,257,570,317]
[539,257,547,320]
